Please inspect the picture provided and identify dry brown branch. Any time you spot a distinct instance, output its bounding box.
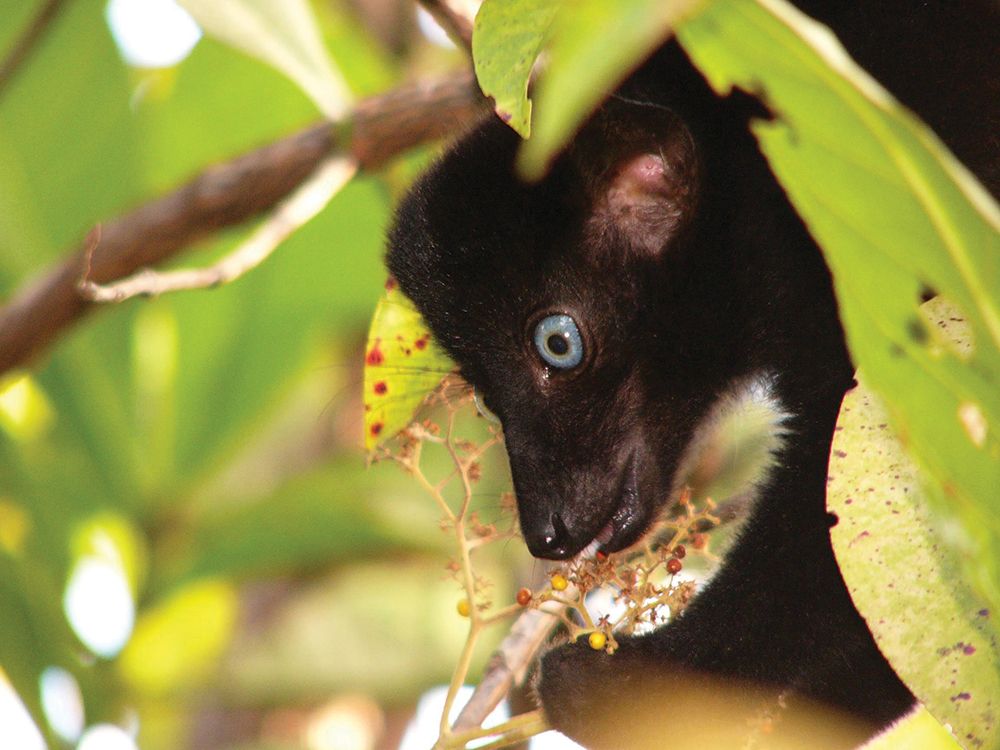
[79,156,358,300]
[0,73,487,375]
[417,0,476,49]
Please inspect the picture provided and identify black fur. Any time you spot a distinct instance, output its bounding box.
[387,1,998,746]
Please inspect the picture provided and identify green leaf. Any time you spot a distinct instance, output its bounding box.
[674,0,1000,611]
[861,707,962,750]
[177,0,352,119]
[829,329,1000,744]
[314,0,397,98]
[472,0,561,138]
[0,551,79,746]
[363,285,454,451]
[119,578,239,696]
[155,459,432,591]
[169,176,389,490]
[0,0,142,288]
[135,35,320,193]
[517,0,702,178]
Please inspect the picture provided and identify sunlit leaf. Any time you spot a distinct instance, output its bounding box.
[363,284,454,451]
[861,707,961,750]
[0,374,55,443]
[472,0,561,138]
[313,0,397,98]
[830,304,1000,748]
[119,579,239,696]
[178,0,352,119]
[675,0,1000,611]
[0,499,31,555]
[517,0,702,178]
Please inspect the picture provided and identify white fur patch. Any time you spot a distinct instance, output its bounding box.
[676,371,794,505]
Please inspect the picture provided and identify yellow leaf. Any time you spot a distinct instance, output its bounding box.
[119,579,238,695]
[363,284,453,451]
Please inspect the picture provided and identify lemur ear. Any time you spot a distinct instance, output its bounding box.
[573,102,699,256]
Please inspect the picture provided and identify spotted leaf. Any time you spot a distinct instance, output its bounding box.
[363,283,454,451]
[829,301,1000,747]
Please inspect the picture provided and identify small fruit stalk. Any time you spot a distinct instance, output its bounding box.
[373,381,722,749]
[372,379,538,748]
[533,492,715,658]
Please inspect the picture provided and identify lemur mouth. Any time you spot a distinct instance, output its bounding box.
[592,450,650,556]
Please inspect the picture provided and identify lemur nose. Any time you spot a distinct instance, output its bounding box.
[529,512,573,559]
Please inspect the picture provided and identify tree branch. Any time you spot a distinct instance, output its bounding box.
[79,156,358,300]
[0,72,487,375]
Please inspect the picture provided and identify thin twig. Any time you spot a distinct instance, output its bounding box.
[78,156,357,300]
[463,712,548,750]
[0,73,487,375]
[446,709,547,747]
[417,0,476,50]
[439,408,484,738]
[0,0,68,99]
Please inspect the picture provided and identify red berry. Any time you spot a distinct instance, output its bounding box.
[691,533,707,550]
[673,544,687,559]
[516,588,532,606]
[667,558,683,575]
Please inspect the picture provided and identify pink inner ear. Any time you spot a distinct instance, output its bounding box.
[607,152,680,212]
[594,148,695,256]
[606,152,676,217]
[619,153,668,195]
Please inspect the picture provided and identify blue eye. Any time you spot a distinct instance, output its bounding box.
[533,314,584,369]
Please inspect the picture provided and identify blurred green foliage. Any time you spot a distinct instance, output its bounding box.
[3,0,998,748]
[0,1,512,748]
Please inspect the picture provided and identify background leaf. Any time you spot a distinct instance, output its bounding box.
[177,0,352,118]
[2,0,995,746]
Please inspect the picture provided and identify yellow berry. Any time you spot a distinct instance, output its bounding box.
[588,631,607,650]
[456,599,471,617]
[550,573,568,591]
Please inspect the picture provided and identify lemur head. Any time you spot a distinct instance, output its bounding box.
[387,87,850,560]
